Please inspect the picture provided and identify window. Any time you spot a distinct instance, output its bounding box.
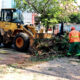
[12,10,23,23]
[4,11,11,21]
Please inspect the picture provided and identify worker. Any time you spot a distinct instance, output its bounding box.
[67,27,80,57]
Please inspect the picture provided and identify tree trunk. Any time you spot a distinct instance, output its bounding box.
[60,22,64,35]
[46,23,49,32]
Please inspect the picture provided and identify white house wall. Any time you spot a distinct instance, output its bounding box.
[23,12,35,25]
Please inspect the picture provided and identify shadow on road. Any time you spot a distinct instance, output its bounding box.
[7,58,80,80]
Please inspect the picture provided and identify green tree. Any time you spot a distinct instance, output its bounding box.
[15,0,76,27]
[57,0,77,23]
[15,0,62,30]
[70,12,80,24]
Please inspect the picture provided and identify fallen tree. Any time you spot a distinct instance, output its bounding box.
[32,32,69,57]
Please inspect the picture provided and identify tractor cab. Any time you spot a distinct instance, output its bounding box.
[0,9,23,24]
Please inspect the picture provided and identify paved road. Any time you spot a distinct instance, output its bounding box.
[0,47,30,64]
[0,48,80,80]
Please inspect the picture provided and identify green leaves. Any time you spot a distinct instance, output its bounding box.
[70,12,80,24]
[15,0,77,25]
[49,18,58,24]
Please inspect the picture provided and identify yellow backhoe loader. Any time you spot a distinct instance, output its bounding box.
[0,8,37,51]
[0,8,53,51]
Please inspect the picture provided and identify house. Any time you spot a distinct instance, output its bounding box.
[23,11,37,25]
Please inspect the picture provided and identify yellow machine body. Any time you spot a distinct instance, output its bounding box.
[0,22,18,31]
[0,8,52,51]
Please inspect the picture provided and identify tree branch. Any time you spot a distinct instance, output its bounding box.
[26,0,40,13]
[42,0,51,15]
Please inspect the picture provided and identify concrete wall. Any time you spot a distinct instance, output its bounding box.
[64,24,80,31]
[54,23,80,35]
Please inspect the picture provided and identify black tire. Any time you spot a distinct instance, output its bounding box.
[0,32,3,45]
[3,42,12,48]
[14,33,30,51]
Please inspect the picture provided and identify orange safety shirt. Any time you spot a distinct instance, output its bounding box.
[69,30,80,43]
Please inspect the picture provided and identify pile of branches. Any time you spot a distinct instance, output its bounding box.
[32,33,69,56]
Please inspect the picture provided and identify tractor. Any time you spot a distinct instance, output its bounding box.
[0,8,36,51]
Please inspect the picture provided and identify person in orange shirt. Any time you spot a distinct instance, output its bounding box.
[67,27,80,57]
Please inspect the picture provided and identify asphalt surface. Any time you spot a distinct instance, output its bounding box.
[0,47,80,80]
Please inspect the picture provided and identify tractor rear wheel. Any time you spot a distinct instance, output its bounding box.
[14,33,30,51]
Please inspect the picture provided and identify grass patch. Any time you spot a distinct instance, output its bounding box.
[48,68,53,71]
[30,54,65,62]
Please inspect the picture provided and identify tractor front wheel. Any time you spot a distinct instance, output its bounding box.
[14,33,30,51]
